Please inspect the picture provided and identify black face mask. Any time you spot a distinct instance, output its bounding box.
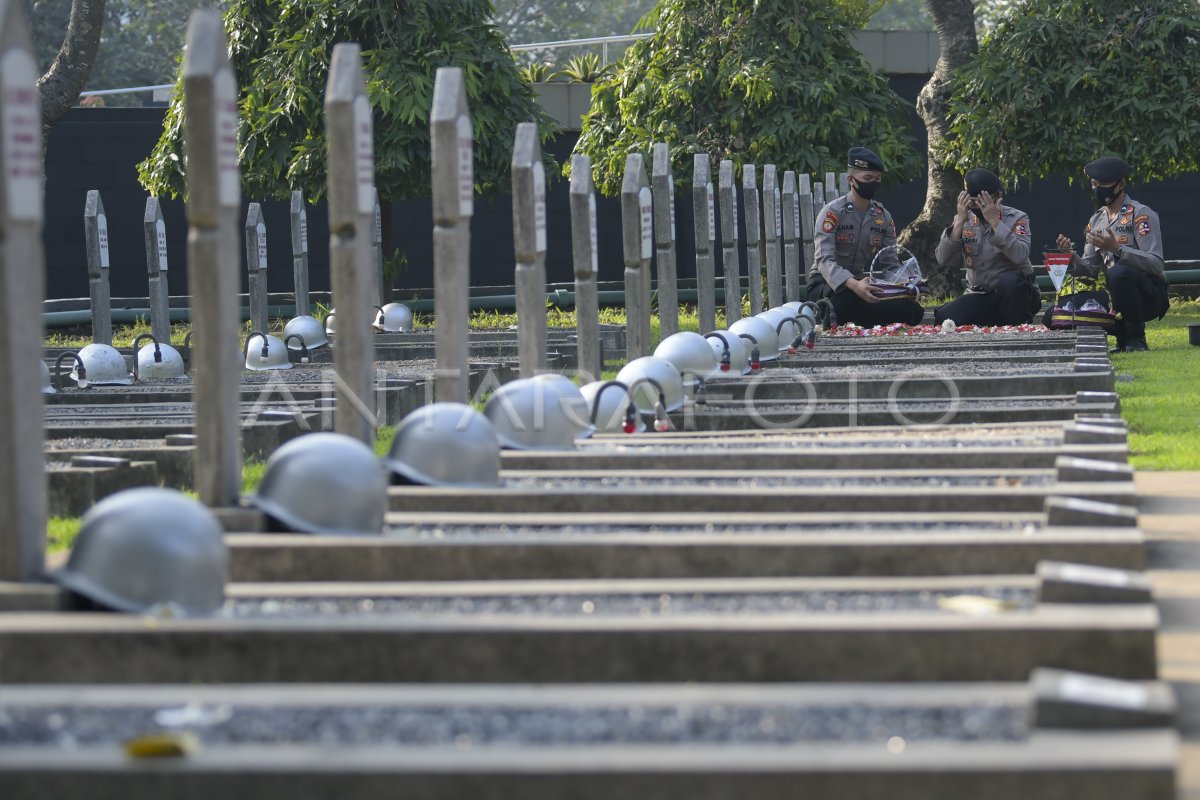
[852,179,880,200]
[1093,182,1122,208]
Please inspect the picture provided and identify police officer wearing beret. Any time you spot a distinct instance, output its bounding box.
[806,147,924,326]
[933,168,1041,326]
[1053,156,1168,352]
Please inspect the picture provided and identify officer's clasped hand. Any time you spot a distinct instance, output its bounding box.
[1085,227,1120,253]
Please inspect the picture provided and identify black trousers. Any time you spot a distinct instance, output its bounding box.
[1108,265,1169,339]
[934,271,1041,327]
[806,275,925,327]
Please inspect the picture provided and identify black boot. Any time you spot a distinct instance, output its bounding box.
[1109,334,1126,354]
[1123,337,1149,352]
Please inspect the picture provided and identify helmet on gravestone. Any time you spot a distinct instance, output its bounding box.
[729,316,780,361]
[247,432,388,535]
[244,333,293,371]
[324,309,337,335]
[72,343,131,386]
[53,487,228,616]
[580,380,646,434]
[616,356,687,413]
[373,303,414,333]
[705,330,752,376]
[41,360,56,394]
[283,315,329,350]
[484,376,594,451]
[654,332,720,382]
[136,343,187,380]
[384,402,502,487]
[755,308,799,352]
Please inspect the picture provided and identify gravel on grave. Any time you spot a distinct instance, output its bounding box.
[754,362,1080,378]
[223,585,1035,620]
[503,474,1053,490]
[392,520,1038,540]
[0,699,1027,748]
[773,348,1076,362]
[694,398,1072,416]
[581,428,1065,450]
[44,437,168,451]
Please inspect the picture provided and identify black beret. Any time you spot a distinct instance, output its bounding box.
[847,147,884,172]
[964,168,1002,196]
[1084,156,1129,183]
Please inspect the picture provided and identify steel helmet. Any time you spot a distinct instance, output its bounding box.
[757,308,799,351]
[248,432,388,535]
[374,303,414,333]
[243,332,293,371]
[580,380,645,433]
[41,360,55,394]
[136,342,187,380]
[284,315,329,350]
[654,331,720,381]
[729,316,780,361]
[384,402,502,487]
[54,487,228,616]
[71,343,131,386]
[616,356,687,413]
[324,308,336,335]
[705,330,752,375]
[484,376,594,450]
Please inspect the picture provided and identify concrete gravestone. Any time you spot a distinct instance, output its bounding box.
[621,153,652,359]
[512,121,548,378]
[83,189,112,345]
[289,190,311,316]
[143,196,171,344]
[741,164,762,315]
[182,8,243,508]
[781,171,799,303]
[430,66,472,403]
[798,173,816,288]
[372,189,384,308]
[244,202,269,335]
[718,159,740,324]
[569,154,601,381]
[762,165,782,309]
[825,171,839,204]
[652,143,678,338]
[692,153,716,333]
[325,42,377,444]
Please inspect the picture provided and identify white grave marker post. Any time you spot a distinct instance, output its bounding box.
[0,0,45,580]
[692,153,715,333]
[83,189,113,344]
[325,43,377,444]
[651,143,679,338]
[839,172,849,195]
[143,196,171,344]
[430,67,472,403]
[718,159,741,324]
[762,164,782,308]
[741,164,762,315]
[781,171,799,303]
[244,202,269,335]
[798,173,816,300]
[824,171,839,203]
[569,154,601,381]
[620,153,652,358]
[512,122,548,378]
[289,190,311,316]
[182,9,243,507]
[372,189,385,307]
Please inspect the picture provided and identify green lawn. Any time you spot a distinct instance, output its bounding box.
[1112,299,1200,470]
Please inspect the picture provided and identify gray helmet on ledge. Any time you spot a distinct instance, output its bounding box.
[484,375,594,450]
[757,308,800,350]
[41,361,56,394]
[374,303,414,333]
[616,356,687,413]
[324,308,336,335]
[136,342,187,380]
[72,343,131,386]
[580,380,645,434]
[705,330,752,376]
[54,488,228,616]
[654,331,720,381]
[729,316,780,361]
[284,315,329,350]
[244,333,293,371]
[385,402,502,487]
[248,432,388,536]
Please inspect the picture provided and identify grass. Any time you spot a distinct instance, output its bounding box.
[1112,299,1200,470]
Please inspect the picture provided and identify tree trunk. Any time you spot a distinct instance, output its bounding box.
[37,0,106,148]
[898,0,977,298]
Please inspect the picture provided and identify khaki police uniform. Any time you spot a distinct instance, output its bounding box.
[807,194,898,289]
[1078,198,1165,280]
[935,205,1033,289]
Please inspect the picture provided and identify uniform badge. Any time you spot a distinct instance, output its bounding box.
[821,211,839,233]
[874,217,884,225]
[963,245,973,255]
[871,237,882,248]
[1118,215,1131,225]
[1117,235,1129,245]
[1137,219,1152,237]
[965,256,974,268]
[1134,214,1149,224]
[837,233,856,243]
[962,228,976,239]
[1014,218,1029,236]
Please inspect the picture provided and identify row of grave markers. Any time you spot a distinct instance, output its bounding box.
[81,187,381,345]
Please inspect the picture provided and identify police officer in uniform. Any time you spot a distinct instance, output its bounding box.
[934,168,1041,326]
[806,147,924,326]
[1053,156,1168,352]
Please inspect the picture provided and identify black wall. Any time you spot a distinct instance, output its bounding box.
[42,77,1199,302]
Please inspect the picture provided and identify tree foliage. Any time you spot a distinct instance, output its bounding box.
[137,0,554,203]
[572,0,922,195]
[944,0,1200,185]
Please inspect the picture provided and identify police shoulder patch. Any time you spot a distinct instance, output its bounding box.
[1134,214,1150,224]
[1014,218,1029,237]
[821,211,839,233]
[1137,219,1152,237]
